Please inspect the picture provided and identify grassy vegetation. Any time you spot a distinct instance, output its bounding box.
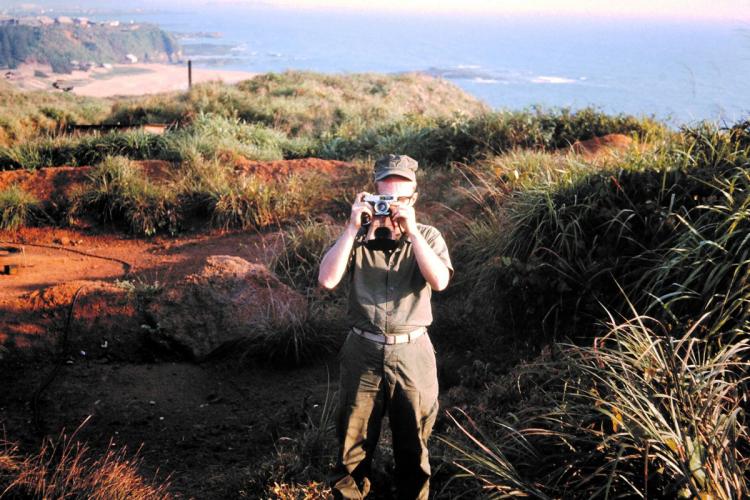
[68,155,180,236]
[0,80,109,149]
[0,417,171,498]
[237,219,348,367]
[1,71,663,170]
[431,121,750,497]
[0,183,42,230]
[440,309,749,499]
[1,70,748,498]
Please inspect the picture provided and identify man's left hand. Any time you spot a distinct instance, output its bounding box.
[390,202,418,236]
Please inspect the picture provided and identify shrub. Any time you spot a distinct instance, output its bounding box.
[70,155,180,236]
[0,183,42,230]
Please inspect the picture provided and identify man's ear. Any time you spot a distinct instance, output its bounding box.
[411,191,419,205]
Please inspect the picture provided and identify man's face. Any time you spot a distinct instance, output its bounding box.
[376,176,417,205]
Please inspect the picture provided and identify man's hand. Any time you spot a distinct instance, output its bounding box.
[390,201,418,236]
[349,191,374,231]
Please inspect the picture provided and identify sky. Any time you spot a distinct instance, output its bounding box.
[202,0,750,22]
[5,0,750,22]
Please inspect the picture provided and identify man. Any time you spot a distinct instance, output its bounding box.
[318,154,454,499]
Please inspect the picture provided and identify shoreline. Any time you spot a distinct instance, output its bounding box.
[4,62,258,98]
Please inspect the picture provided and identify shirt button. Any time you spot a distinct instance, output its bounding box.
[386,311,393,316]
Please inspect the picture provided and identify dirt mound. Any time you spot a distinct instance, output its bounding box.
[145,255,306,361]
[571,133,634,159]
[0,165,91,209]
[0,279,146,361]
[0,160,176,207]
[230,157,356,182]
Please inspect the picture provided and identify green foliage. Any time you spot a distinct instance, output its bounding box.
[440,309,750,499]
[0,80,109,150]
[451,121,750,344]
[107,71,487,136]
[70,155,180,236]
[0,113,314,169]
[0,183,41,230]
[317,106,665,165]
[271,219,340,291]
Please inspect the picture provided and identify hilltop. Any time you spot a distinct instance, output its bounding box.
[0,71,747,498]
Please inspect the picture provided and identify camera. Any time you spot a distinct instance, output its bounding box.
[363,194,396,217]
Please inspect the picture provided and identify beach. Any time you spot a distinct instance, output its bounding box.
[4,62,257,97]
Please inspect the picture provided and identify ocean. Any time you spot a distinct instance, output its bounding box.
[91,5,750,128]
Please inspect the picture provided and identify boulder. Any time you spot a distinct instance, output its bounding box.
[145,255,307,361]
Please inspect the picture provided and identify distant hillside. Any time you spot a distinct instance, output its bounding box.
[0,20,182,73]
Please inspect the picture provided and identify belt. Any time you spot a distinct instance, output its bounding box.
[351,326,426,345]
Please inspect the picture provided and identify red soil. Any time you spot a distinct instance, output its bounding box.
[0,158,353,498]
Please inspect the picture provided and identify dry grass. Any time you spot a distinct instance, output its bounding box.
[0,417,172,499]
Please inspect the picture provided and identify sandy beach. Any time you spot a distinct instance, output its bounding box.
[4,62,257,97]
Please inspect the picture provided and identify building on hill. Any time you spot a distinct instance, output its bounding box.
[55,16,73,25]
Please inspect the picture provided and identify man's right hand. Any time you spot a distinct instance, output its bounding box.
[349,191,374,230]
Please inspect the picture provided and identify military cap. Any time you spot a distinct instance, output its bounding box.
[373,154,418,183]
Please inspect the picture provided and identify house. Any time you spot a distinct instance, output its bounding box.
[55,16,73,24]
[125,54,138,63]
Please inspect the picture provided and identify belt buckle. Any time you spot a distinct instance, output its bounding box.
[384,334,396,345]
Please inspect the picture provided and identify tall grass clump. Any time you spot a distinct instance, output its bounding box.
[237,220,346,367]
[70,155,180,236]
[440,305,750,499]
[0,183,42,230]
[169,112,315,161]
[0,418,171,498]
[0,129,175,170]
[637,165,750,342]
[271,218,341,291]
[208,172,324,230]
[450,119,750,345]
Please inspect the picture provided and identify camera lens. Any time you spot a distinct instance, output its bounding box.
[375,201,388,213]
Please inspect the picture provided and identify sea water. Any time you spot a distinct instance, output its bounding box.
[92,5,750,127]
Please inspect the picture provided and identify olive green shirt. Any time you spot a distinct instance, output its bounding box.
[341,223,453,334]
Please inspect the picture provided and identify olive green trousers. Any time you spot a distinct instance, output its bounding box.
[329,329,439,500]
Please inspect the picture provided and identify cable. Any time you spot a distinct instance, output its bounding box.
[31,284,87,435]
[0,241,133,435]
[0,240,132,275]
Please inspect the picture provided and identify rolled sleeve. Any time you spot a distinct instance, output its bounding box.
[421,225,454,281]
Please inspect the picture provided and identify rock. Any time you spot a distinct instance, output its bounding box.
[145,255,307,361]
